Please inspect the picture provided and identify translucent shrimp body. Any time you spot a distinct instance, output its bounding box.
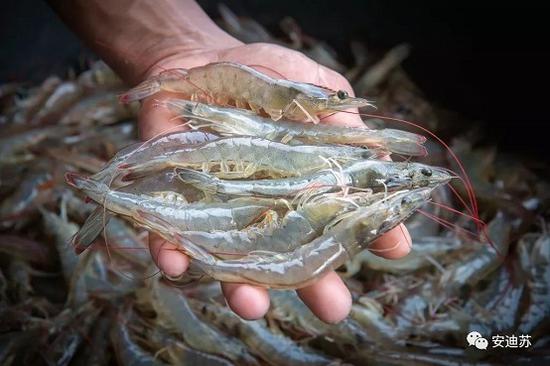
[178,160,452,198]
[180,192,383,257]
[91,130,218,185]
[184,188,433,289]
[119,136,375,180]
[120,62,371,122]
[165,99,427,156]
[65,173,280,233]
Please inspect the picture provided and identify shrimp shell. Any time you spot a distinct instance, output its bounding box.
[165,98,427,156]
[119,136,374,181]
[182,188,432,289]
[120,62,371,122]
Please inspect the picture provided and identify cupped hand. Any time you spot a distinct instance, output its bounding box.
[138,42,412,323]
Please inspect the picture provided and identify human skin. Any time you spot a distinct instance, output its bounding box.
[50,0,412,323]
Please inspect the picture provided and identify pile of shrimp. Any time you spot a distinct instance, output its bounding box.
[1,8,549,365]
[63,52,453,289]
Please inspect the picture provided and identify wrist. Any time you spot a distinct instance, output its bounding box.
[49,0,241,85]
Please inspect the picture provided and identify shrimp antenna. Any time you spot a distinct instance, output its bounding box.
[340,109,485,239]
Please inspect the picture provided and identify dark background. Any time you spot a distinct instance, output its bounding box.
[1,0,549,158]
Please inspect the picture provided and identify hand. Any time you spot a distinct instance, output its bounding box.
[138,42,412,323]
[50,0,411,323]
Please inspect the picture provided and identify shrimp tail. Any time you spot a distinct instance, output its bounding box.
[164,99,237,134]
[379,129,428,156]
[119,69,189,103]
[119,79,161,103]
[65,172,108,201]
[134,209,214,263]
[386,141,428,157]
[176,168,219,194]
[71,207,112,254]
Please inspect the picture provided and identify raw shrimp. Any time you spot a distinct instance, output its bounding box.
[178,159,451,197]
[466,266,524,336]
[40,208,79,283]
[180,192,382,257]
[190,298,337,366]
[77,61,123,91]
[344,236,462,276]
[349,296,401,344]
[10,76,61,124]
[218,3,274,44]
[120,62,372,122]
[65,173,282,235]
[355,43,410,95]
[8,259,34,302]
[31,81,82,125]
[91,130,218,185]
[269,290,368,345]
[72,168,205,255]
[118,136,375,181]
[44,302,101,366]
[182,188,432,289]
[150,280,259,365]
[438,212,512,294]
[111,306,168,366]
[165,98,427,156]
[0,126,71,165]
[517,227,550,334]
[59,92,138,126]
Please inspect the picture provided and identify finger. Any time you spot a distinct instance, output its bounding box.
[221,282,270,320]
[148,232,189,277]
[138,91,190,140]
[297,271,351,323]
[368,223,412,260]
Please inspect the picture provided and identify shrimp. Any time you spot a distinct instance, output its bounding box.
[349,296,401,345]
[179,192,382,257]
[30,81,82,125]
[344,236,462,276]
[120,62,372,123]
[77,60,124,91]
[150,280,259,365]
[181,188,433,289]
[438,212,512,295]
[0,125,71,165]
[91,130,218,185]
[178,160,451,198]
[217,3,274,44]
[65,172,282,235]
[10,76,61,124]
[164,98,427,156]
[44,301,102,366]
[517,225,550,334]
[269,290,368,346]
[59,92,138,126]
[71,168,204,255]
[111,306,168,366]
[118,136,375,181]
[190,298,338,366]
[40,208,79,283]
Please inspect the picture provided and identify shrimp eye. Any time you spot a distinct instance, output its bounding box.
[401,197,412,205]
[336,90,348,99]
[421,168,432,176]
